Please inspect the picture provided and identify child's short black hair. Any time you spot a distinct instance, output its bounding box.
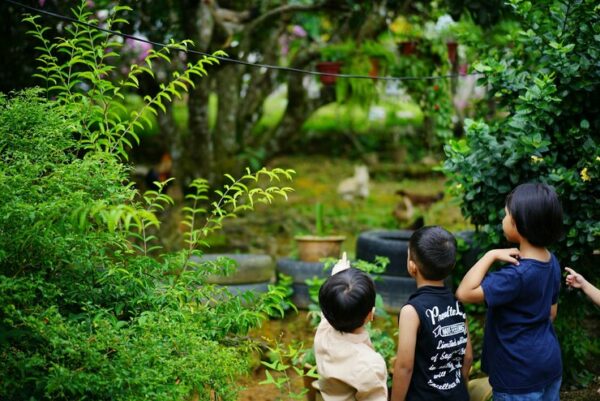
[505,183,563,247]
[409,226,457,281]
[319,268,376,333]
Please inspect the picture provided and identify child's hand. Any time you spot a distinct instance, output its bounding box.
[565,267,586,289]
[331,252,350,275]
[490,248,521,265]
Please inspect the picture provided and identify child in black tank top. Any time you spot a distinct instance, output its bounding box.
[391,226,472,401]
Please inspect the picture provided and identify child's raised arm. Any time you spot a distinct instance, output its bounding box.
[391,305,419,401]
[331,252,350,275]
[456,248,520,303]
[565,267,600,306]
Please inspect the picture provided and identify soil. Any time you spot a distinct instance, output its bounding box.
[560,386,600,401]
[236,312,600,401]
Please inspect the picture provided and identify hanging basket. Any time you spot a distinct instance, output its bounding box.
[446,41,458,64]
[315,61,343,85]
[399,41,418,55]
[368,58,380,78]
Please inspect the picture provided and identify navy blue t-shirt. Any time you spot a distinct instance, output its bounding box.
[481,254,562,393]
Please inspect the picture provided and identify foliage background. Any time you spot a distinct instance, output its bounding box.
[444,0,600,383]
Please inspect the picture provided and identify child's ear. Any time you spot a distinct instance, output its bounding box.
[407,259,418,278]
[364,307,375,324]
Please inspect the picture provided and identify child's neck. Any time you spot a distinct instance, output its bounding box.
[518,239,550,262]
[352,326,366,334]
[416,276,445,288]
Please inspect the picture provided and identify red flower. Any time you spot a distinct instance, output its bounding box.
[433,84,439,91]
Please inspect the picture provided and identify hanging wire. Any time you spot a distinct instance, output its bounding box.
[5,0,483,82]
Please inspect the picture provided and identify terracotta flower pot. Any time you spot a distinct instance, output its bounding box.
[295,235,345,262]
[369,58,380,78]
[315,61,343,85]
[399,41,418,55]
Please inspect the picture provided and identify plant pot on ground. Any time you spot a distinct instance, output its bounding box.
[295,203,345,262]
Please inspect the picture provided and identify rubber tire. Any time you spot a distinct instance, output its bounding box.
[276,258,329,310]
[276,258,329,284]
[373,275,417,314]
[455,230,483,271]
[290,283,313,310]
[221,281,271,296]
[356,230,413,277]
[190,253,274,284]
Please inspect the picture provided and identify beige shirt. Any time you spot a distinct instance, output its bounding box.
[314,317,388,401]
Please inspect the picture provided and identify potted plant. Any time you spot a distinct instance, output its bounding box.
[362,40,395,78]
[295,203,345,262]
[389,16,423,55]
[316,42,354,85]
[433,14,461,64]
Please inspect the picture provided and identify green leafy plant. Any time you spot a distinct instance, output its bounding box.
[0,3,298,400]
[444,0,599,384]
[315,202,325,236]
[260,339,319,400]
[261,256,395,397]
[319,41,355,62]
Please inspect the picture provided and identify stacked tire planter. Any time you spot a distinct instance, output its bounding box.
[190,253,275,296]
[276,258,329,309]
[356,230,417,313]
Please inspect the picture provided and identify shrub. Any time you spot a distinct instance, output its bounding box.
[0,3,296,400]
[444,0,599,384]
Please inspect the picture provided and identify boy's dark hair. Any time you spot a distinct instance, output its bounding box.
[319,268,376,333]
[409,226,457,281]
[505,183,563,247]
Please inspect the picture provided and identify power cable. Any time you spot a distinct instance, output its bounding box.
[4,0,483,82]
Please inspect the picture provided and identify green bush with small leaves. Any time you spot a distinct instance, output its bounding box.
[444,0,599,384]
[0,3,296,400]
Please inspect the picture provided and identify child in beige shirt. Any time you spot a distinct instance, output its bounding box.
[314,254,388,401]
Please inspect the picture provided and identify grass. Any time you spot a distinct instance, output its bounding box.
[209,155,471,258]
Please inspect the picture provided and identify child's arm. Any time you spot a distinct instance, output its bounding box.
[332,252,350,275]
[391,305,419,401]
[455,248,520,303]
[550,303,558,322]
[565,267,600,306]
[461,323,473,386]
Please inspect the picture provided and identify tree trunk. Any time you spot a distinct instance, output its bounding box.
[180,0,215,185]
[213,63,242,181]
[265,48,324,156]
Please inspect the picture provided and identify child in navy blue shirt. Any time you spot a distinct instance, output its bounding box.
[456,183,563,401]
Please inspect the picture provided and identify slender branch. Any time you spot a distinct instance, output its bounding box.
[245,2,325,34]
[560,0,573,39]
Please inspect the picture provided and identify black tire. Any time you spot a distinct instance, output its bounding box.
[190,253,274,284]
[373,275,417,314]
[455,230,484,271]
[276,258,329,284]
[276,258,329,310]
[221,281,271,296]
[374,275,453,314]
[356,230,413,277]
[290,283,313,310]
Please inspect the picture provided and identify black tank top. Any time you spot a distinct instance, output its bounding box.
[405,286,469,401]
